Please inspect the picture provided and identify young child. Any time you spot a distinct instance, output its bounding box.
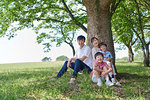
[99,42,121,85]
[91,52,114,86]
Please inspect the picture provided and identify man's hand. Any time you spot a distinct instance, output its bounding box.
[67,60,71,68]
[67,59,72,68]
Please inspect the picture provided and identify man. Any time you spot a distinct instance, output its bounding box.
[56,35,93,83]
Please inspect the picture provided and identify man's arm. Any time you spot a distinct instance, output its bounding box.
[67,56,87,68]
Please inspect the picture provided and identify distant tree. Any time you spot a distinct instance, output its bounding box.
[56,55,69,61]
[42,57,52,62]
[112,0,150,66]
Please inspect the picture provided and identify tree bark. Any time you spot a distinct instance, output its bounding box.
[144,44,149,66]
[128,46,134,63]
[70,44,75,56]
[83,0,116,66]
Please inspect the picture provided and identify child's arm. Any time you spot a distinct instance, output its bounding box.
[93,65,103,72]
[101,63,112,76]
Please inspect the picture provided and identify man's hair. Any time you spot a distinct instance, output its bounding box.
[91,37,98,43]
[95,52,104,59]
[77,35,86,41]
[98,42,107,48]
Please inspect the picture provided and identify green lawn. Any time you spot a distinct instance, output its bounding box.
[0,61,149,100]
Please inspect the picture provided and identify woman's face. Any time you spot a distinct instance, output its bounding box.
[92,39,99,47]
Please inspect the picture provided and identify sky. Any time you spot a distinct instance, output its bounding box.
[0,29,128,64]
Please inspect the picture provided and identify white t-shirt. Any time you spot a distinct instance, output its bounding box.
[74,45,93,69]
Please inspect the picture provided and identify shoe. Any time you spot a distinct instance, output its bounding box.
[115,81,121,86]
[111,78,116,84]
[50,76,59,80]
[68,78,76,84]
[97,81,102,87]
[106,80,114,86]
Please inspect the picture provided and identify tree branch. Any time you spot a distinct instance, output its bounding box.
[35,17,74,25]
[110,0,122,16]
[131,38,138,46]
[134,0,146,47]
[61,0,87,33]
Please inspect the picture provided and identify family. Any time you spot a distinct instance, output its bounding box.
[55,35,121,86]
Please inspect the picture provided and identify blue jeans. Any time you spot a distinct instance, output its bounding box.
[57,59,92,77]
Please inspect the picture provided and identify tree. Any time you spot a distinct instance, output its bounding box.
[112,0,138,62]
[0,0,122,70]
[82,0,122,72]
[36,24,76,55]
[42,57,52,62]
[0,0,87,55]
[133,0,150,66]
[112,0,150,66]
[56,55,69,61]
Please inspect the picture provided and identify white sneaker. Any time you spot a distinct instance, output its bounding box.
[68,78,76,84]
[97,81,102,87]
[97,78,102,87]
[111,78,116,84]
[115,81,121,86]
[106,80,114,86]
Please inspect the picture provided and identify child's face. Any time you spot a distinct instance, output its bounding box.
[96,55,104,63]
[92,39,99,47]
[100,45,107,51]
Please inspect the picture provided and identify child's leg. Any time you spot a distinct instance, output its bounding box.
[91,70,99,83]
[93,70,102,86]
[102,67,114,86]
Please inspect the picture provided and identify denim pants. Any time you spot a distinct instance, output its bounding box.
[57,59,92,77]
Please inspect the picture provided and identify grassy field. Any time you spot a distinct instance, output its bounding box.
[0,61,149,100]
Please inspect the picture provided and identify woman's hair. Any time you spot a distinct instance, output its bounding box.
[91,37,98,43]
[94,52,104,59]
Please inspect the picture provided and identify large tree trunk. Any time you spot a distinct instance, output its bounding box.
[128,46,134,63]
[144,44,149,67]
[83,0,116,68]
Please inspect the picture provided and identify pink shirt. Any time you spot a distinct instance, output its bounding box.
[94,60,110,70]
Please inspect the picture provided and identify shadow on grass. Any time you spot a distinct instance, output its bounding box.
[118,73,150,80]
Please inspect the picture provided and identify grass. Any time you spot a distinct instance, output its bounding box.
[0,61,149,100]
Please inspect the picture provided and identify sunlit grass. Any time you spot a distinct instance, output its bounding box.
[0,61,149,99]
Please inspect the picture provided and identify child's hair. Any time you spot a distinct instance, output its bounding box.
[98,42,107,48]
[77,35,86,41]
[95,52,104,59]
[91,37,98,43]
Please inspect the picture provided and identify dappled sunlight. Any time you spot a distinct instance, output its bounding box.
[0,61,149,99]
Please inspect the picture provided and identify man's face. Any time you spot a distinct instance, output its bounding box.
[92,39,99,47]
[77,39,85,47]
[100,45,107,52]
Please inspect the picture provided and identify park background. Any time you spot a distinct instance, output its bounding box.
[0,0,149,99]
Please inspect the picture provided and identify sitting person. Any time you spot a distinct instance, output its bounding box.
[56,35,93,83]
[99,42,121,85]
[91,37,100,60]
[91,52,113,86]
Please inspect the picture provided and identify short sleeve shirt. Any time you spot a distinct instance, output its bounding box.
[99,50,113,59]
[74,45,93,69]
[92,47,100,60]
[94,60,110,70]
